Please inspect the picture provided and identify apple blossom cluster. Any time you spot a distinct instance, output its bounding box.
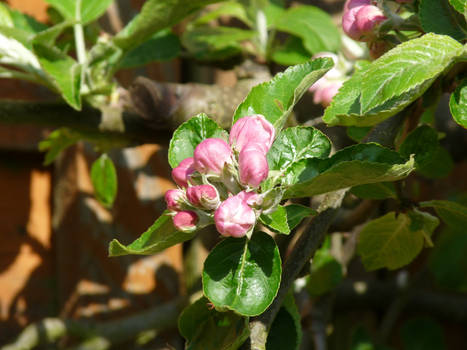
[165,115,277,238]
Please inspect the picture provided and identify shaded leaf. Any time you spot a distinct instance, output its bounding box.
[400,318,446,350]
[399,125,439,168]
[416,145,453,179]
[307,238,343,296]
[113,0,222,52]
[357,210,439,270]
[323,34,463,126]
[420,200,467,228]
[179,297,249,350]
[108,211,196,256]
[203,231,281,316]
[8,6,47,33]
[234,58,333,133]
[419,0,466,41]
[168,113,228,168]
[275,5,340,54]
[283,143,414,199]
[194,1,251,26]
[33,44,81,109]
[346,126,372,143]
[182,26,254,61]
[119,30,181,69]
[350,182,397,200]
[266,292,302,350]
[430,226,467,292]
[91,154,117,208]
[32,21,73,46]
[270,36,310,66]
[449,78,467,128]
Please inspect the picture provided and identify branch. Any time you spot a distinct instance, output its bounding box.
[248,208,339,350]
[0,61,270,147]
[1,298,183,350]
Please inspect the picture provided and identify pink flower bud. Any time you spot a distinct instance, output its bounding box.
[238,144,269,187]
[316,81,343,107]
[186,184,220,210]
[230,114,275,154]
[355,5,386,38]
[172,157,195,188]
[165,189,185,211]
[194,138,232,175]
[342,6,365,40]
[344,0,371,12]
[214,194,256,237]
[173,210,198,232]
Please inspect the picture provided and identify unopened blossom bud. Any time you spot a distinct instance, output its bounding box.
[172,157,195,188]
[214,194,256,238]
[355,5,386,38]
[165,189,185,211]
[239,144,269,187]
[186,184,220,210]
[344,0,371,12]
[230,114,275,154]
[194,138,232,175]
[173,210,198,232]
[316,81,343,107]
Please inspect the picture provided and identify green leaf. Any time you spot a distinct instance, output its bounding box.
[108,211,196,256]
[7,6,47,33]
[307,238,343,296]
[270,36,310,66]
[420,200,467,228]
[33,44,81,110]
[203,231,281,316]
[118,30,181,69]
[266,292,302,350]
[38,128,81,165]
[416,145,453,179]
[260,204,315,235]
[449,78,467,128]
[275,5,340,54]
[268,126,331,173]
[178,297,249,350]
[419,0,466,41]
[449,0,467,14]
[194,1,251,26]
[182,26,255,61]
[346,126,372,143]
[430,226,467,292]
[283,143,414,199]
[113,0,223,52]
[0,3,13,27]
[350,182,397,200]
[400,318,446,350]
[323,34,464,126]
[357,210,439,270]
[91,154,117,208]
[44,0,113,24]
[233,58,333,132]
[168,113,228,168]
[399,125,439,168]
[32,21,73,46]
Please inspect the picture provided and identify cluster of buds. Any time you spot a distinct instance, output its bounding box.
[342,0,387,42]
[309,52,350,107]
[166,115,277,238]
